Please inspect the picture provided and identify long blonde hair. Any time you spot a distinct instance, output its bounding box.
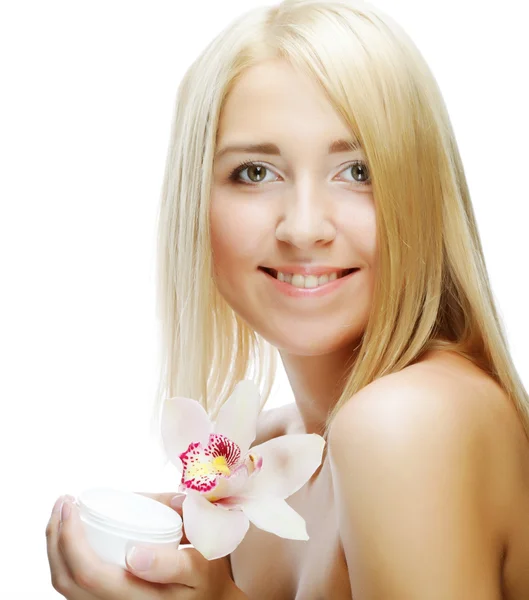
[150,0,529,458]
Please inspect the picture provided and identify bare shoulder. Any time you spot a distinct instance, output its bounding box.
[332,350,525,449]
[329,350,529,553]
[326,351,529,597]
[329,352,496,460]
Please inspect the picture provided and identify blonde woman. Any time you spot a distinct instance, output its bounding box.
[46,0,529,598]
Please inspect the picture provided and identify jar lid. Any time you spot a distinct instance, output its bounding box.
[78,488,183,535]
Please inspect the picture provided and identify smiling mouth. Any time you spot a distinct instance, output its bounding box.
[259,267,360,288]
[260,267,358,280]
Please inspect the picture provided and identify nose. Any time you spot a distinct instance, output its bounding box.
[275,184,336,249]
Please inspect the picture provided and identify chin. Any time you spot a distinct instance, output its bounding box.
[215,284,368,355]
[257,323,363,356]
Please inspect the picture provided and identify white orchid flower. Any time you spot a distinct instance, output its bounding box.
[160,380,326,560]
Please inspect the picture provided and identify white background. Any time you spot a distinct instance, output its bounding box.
[1,0,527,597]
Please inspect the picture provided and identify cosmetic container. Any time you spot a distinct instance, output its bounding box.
[77,487,183,569]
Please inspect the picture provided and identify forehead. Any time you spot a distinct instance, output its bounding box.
[216,59,351,147]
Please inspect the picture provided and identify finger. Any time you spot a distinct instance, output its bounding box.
[125,544,214,587]
[134,492,190,545]
[57,497,159,599]
[46,495,85,597]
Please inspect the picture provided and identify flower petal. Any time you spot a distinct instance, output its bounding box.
[239,496,309,540]
[203,462,250,501]
[243,434,325,499]
[161,396,212,472]
[183,490,250,560]
[214,380,261,455]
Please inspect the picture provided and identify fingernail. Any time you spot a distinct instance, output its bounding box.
[170,493,186,509]
[126,545,154,570]
[60,499,71,523]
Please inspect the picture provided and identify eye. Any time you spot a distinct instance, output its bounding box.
[228,161,277,185]
[339,160,371,186]
[227,160,372,186]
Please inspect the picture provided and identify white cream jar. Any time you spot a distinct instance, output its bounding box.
[77,487,183,569]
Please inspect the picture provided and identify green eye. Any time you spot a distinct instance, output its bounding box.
[346,161,371,185]
[229,161,272,185]
[228,160,371,187]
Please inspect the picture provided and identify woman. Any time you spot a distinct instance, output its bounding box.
[46,0,529,598]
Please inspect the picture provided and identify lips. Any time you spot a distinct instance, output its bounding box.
[259,267,358,279]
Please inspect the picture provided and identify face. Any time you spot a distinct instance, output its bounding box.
[210,59,377,356]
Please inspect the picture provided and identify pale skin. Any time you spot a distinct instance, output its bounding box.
[46,58,529,598]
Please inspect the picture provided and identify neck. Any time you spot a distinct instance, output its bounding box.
[278,341,360,436]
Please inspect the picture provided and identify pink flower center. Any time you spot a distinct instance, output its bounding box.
[179,433,242,493]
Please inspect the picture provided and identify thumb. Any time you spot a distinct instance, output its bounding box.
[125,543,199,586]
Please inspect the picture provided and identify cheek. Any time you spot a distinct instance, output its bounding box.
[210,216,235,275]
[340,195,378,269]
[209,195,269,274]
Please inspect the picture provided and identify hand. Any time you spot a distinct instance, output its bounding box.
[45,492,244,599]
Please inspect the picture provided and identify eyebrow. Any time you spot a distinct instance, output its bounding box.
[214,137,362,160]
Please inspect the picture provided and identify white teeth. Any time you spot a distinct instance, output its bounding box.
[277,270,344,288]
[277,272,293,283]
[291,274,306,288]
[304,275,319,288]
